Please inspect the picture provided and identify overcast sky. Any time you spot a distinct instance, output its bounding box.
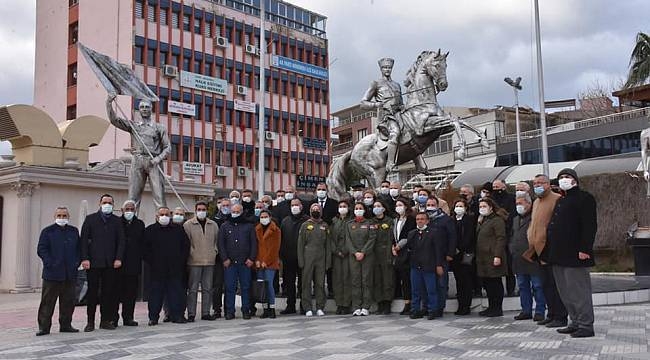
[1,0,648,155]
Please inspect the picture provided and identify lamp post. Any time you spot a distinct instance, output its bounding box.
[534,0,550,176]
[257,0,266,200]
[504,76,523,165]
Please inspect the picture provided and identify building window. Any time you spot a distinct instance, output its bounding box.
[235,70,241,85]
[170,54,178,67]
[182,14,190,31]
[223,150,232,166]
[194,59,201,73]
[194,18,201,33]
[171,144,179,161]
[193,146,201,162]
[234,29,242,45]
[147,48,156,66]
[296,85,303,99]
[216,25,222,36]
[204,148,211,164]
[204,62,211,76]
[67,63,77,87]
[68,22,78,45]
[159,97,167,114]
[160,8,168,25]
[159,51,167,65]
[204,104,212,122]
[66,105,76,120]
[246,152,253,167]
[147,4,156,22]
[69,0,79,6]
[225,26,232,42]
[182,145,189,162]
[357,128,367,140]
[282,152,288,172]
[135,0,144,18]
[205,22,211,37]
[182,57,190,71]
[215,107,222,123]
[171,11,180,28]
[264,156,270,171]
[134,46,144,64]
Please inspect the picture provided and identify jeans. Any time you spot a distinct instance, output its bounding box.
[224,263,251,315]
[516,274,546,316]
[410,267,438,313]
[257,269,277,306]
[436,264,449,311]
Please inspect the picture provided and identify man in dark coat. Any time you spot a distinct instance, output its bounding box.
[426,199,457,318]
[279,198,309,314]
[491,179,517,297]
[144,206,190,325]
[544,168,597,338]
[36,206,81,336]
[80,194,126,332]
[114,200,145,326]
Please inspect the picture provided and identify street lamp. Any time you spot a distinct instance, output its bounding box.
[504,76,523,165]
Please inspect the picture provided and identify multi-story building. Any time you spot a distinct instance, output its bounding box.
[330,104,375,163]
[34,0,331,192]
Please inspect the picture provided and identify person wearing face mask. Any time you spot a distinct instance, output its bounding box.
[377,181,393,210]
[450,199,476,316]
[247,200,266,316]
[311,183,339,226]
[218,204,258,320]
[272,186,297,223]
[362,189,377,218]
[214,198,232,227]
[515,182,532,199]
[240,189,255,218]
[411,184,423,204]
[255,210,281,319]
[372,200,395,315]
[388,182,404,207]
[279,198,309,314]
[525,174,567,328]
[80,194,126,332]
[491,179,516,297]
[183,201,220,322]
[298,204,331,317]
[346,203,377,316]
[391,198,417,315]
[172,207,185,225]
[475,198,508,317]
[36,206,81,336]
[351,182,366,202]
[459,184,477,217]
[113,200,145,327]
[509,193,546,323]
[252,201,265,221]
[275,189,286,206]
[143,206,190,325]
[412,188,430,213]
[331,200,353,315]
[229,190,241,206]
[542,169,597,338]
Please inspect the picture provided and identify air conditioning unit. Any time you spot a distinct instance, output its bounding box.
[162,65,178,78]
[237,166,248,177]
[245,44,260,56]
[236,85,248,96]
[264,131,276,141]
[214,36,228,48]
[216,166,228,177]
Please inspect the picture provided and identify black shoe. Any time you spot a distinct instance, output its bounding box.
[242,312,251,320]
[478,308,491,316]
[60,326,79,333]
[557,326,579,334]
[400,303,411,315]
[162,316,171,323]
[545,320,568,328]
[485,310,503,317]
[260,309,270,319]
[250,307,258,317]
[84,323,95,332]
[35,329,50,336]
[213,309,222,318]
[427,312,439,320]
[409,310,424,319]
[280,307,296,315]
[201,314,218,321]
[148,320,158,326]
[225,313,235,320]
[335,306,343,315]
[269,309,276,319]
[514,312,533,320]
[537,318,552,325]
[436,309,444,318]
[123,320,138,326]
[343,306,353,315]
[99,321,116,330]
[533,314,545,322]
[187,316,195,323]
[570,328,595,338]
[172,317,187,324]
[455,308,471,316]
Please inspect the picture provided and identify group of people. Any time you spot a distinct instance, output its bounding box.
[35,168,597,338]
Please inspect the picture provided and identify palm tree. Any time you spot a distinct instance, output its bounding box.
[625,32,650,88]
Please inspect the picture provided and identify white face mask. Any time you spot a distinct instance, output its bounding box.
[353,191,363,199]
[291,205,302,215]
[260,217,271,226]
[558,178,575,191]
[478,207,491,216]
[379,187,390,195]
[172,214,184,224]
[389,188,400,198]
[276,197,285,203]
[285,192,294,200]
[316,190,327,199]
[480,191,489,199]
[426,206,437,212]
[454,207,466,216]
[412,192,419,201]
[158,215,171,226]
[230,197,240,205]
[101,204,113,214]
[363,198,374,206]
[395,206,405,215]
[196,211,207,220]
[515,190,527,197]
[123,211,135,221]
[231,212,241,218]
[242,196,252,203]
[338,207,348,216]
[516,205,526,215]
[417,224,427,231]
[55,218,69,227]
[354,209,365,217]
[373,207,385,216]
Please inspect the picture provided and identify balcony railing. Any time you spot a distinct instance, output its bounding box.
[331,141,353,152]
[497,107,650,144]
[336,110,377,127]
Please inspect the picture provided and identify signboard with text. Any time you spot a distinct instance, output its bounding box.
[168,100,196,116]
[296,175,327,190]
[180,71,228,95]
[271,55,329,80]
[234,99,256,113]
[182,161,205,175]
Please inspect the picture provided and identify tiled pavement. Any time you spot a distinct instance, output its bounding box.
[0,293,649,359]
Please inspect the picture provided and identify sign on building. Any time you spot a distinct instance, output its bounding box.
[182,161,205,175]
[296,175,327,190]
[180,71,228,95]
[234,99,256,113]
[168,100,196,116]
[271,55,328,80]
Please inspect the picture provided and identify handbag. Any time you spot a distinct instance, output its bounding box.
[460,252,475,266]
[251,279,268,303]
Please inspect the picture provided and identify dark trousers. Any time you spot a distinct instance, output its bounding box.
[452,261,474,311]
[394,265,411,301]
[482,277,504,311]
[273,271,280,294]
[148,276,183,321]
[38,279,76,331]
[436,264,449,311]
[212,260,224,313]
[326,268,334,297]
[505,253,516,295]
[86,267,117,323]
[116,273,139,322]
[540,264,567,321]
[282,260,301,308]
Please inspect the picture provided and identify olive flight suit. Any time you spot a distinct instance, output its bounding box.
[346,218,377,310]
[297,219,331,312]
[373,216,395,305]
[331,215,352,309]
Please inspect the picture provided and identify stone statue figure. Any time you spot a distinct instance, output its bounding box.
[641,126,650,197]
[106,94,171,208]
[360,58,404,173]
[327,50,490,200]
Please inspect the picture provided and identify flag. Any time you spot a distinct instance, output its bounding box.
[77,42,159,102]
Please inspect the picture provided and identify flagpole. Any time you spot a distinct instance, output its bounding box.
[257,0,267,201]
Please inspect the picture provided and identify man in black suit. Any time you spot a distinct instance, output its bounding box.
[310,182,338,297]
[80,194,126,332]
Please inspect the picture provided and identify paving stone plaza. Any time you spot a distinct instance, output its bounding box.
[0,293,649,359]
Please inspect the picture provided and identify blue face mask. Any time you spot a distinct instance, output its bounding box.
[534,186,545,196]
[254,208,262,217]
[221,206,231,215]
[418,195,428,204]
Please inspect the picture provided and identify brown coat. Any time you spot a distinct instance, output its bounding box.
[476,213,508,278]
[525,191,560,260]
[255,221,281,270]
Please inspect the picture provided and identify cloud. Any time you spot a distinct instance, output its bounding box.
[0,0,35,106]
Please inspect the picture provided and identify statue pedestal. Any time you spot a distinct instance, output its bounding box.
[627,227,650,276]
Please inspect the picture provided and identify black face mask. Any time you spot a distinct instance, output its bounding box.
[311,211,321,219]
[494,189,504,195]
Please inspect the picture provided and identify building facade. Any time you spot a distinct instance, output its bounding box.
[34,0,331,192]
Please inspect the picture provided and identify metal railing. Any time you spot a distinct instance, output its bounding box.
[402,170,464,192]
[331,141,353,152]
[497,107,650,144]
[336,110,377,127]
